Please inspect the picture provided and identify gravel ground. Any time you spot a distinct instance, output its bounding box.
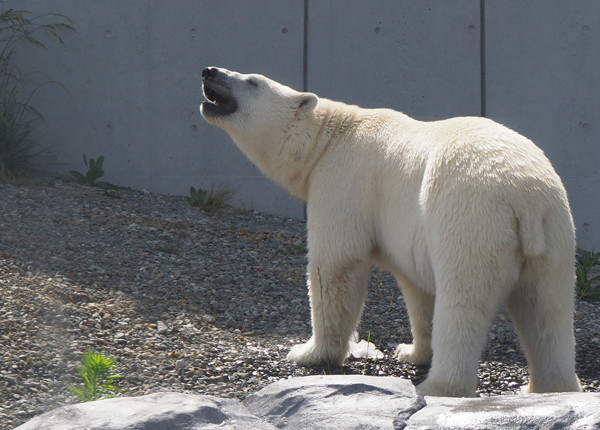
[1,180,598,428]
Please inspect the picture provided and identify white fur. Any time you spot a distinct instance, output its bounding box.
[201,68,581,397]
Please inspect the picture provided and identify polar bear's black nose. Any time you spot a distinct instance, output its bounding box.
[202,67,218,79]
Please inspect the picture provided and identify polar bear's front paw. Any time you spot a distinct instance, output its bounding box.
[395,343,432,366]
[287,342,316,366]
[286,338,346,367]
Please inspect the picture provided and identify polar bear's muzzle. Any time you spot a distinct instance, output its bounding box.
[201,67,238,117]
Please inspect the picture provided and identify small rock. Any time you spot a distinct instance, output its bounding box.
[200,314,215,323]
[156,321,168,334]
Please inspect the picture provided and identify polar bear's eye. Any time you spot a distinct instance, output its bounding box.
[247,78,260,87]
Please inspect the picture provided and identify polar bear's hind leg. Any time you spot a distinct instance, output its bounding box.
[395,279,434,365]
[508,259,581,393]
[416,204,522,397]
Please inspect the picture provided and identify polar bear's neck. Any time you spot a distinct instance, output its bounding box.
[272,99,358,199]
[279,99,414,200]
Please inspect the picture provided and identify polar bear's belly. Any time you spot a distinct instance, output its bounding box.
[371,224,435,295]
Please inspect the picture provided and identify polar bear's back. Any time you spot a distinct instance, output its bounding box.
[414,116,573,260]
[418,116,568,208]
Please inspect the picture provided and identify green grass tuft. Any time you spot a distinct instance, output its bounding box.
[576,249,600,300]
[67,350,121,402]
[186,185,234,211]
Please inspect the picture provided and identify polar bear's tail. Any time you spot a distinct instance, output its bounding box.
[518,211,546,257]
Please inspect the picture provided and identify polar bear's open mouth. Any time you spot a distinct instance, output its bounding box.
[202,81,237,116]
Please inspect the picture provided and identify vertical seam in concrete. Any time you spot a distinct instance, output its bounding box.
[480,0,486,117]
[303,0,309,92]
[302,0,309,220]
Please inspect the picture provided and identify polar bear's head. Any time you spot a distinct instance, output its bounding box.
[200,67,319,193]
[200,67,317,131]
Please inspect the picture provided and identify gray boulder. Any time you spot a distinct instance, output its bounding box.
[243,375,425,429]
[16,376,600,429]
[407,391,600,430]
[15,391,274,430]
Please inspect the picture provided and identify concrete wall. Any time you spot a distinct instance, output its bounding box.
[5,1,599,249]
[306,1,481,118]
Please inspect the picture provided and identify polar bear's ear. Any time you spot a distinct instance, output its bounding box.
[296,92,318,113]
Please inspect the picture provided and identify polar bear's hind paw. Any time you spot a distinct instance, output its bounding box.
[395,343,432,366]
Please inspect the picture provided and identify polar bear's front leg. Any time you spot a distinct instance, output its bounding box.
[287,259,370,366]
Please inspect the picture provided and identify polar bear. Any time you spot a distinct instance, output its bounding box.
[199,66,581,397]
